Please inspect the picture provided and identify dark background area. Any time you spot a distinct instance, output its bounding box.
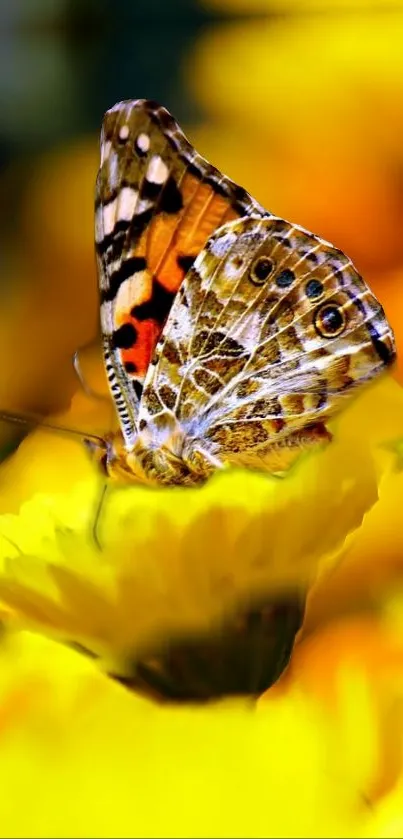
[0,0,254,165]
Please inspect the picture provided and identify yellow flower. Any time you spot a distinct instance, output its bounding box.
[1,625,403,838]
[1,375,401,699]
[0,630,385,837]
[0,436,373,691]
[0,370,401,835]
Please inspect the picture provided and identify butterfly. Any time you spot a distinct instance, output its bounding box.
[93,98,396,486]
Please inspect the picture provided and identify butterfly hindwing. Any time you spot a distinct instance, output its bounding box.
[139,215,395,473]
[95,99,269,446]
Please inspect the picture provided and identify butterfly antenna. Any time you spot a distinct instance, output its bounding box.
[0,409,106,447]
[73,350,111,403]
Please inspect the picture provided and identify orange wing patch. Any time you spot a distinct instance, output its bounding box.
[116,178,241,379]
[145,176,240,294]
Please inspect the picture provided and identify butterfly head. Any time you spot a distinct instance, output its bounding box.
[83,432,144,483]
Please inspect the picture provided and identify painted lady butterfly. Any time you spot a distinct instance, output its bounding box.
[93,99,396,486]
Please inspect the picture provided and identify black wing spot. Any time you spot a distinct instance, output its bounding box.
[160,177,183,214]
[112,323,138,349]
[155,107,177,131]
[132,380,143,400]
[186,160,204,179]
[131,278,175,324]
[204,175,228,198]
[101,256,147,303]
[129,206,154,238]
[140,179,163,201]
[96,220,130,256]
[367,324,395,365]
[177,254,195,274]
[250,256,274,285]
[144,99,161,112]
[305,279,324,300]
[276,269,295,288]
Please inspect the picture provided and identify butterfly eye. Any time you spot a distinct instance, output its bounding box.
[305,278,324,299]
[314,303,346,338]
[250,256,274,285]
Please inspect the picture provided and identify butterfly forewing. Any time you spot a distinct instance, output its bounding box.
[95,99,269,447]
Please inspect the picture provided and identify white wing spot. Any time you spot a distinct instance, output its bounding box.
[108,151,119,190]
[117,186,138,221]
[115,272,152,315]
[100,300,114,334]
[137,132,150,153]
[119,124,130,141]
[146,154,169,184]
[102,198,118,236]
[210,231,238,258]
[304,337,323,352]
[95,206,104,243]
[225,259,246,280]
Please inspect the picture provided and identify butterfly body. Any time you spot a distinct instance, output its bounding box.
[94,99,396,487]
[94,426,216,487]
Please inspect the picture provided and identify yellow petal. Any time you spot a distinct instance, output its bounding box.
[0,406,379,682]
[0,630,385,839]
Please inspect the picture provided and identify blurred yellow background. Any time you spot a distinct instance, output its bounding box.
[0,0,402,443]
